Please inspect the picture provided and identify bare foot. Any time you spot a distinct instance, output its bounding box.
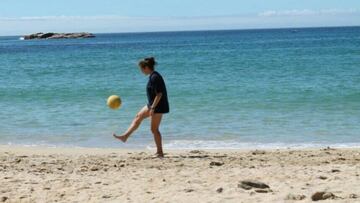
[156,152,164,158]
[113,133,128,143]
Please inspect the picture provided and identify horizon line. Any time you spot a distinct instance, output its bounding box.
[1,25,359,37]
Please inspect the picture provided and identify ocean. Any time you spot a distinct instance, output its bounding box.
[0,27,359,149]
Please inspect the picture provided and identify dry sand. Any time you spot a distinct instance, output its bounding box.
[0,145,359,203]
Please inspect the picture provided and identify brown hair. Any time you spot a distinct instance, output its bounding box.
[139,57,156,70]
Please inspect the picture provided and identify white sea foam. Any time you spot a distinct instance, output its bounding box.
[150,140,360,150]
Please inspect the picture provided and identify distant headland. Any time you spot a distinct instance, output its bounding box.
[21,32,95,40]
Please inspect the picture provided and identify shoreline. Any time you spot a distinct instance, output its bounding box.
[1,143,360,152]
[1,145,360,202]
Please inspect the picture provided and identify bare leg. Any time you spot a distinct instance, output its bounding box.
[113,105,150,142]
[151,113,164,157]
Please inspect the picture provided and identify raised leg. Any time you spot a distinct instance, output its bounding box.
[113,105,150,142]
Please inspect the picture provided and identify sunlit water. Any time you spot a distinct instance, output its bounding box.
[0,27,360,149]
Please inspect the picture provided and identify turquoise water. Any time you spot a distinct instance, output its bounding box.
[1,27,360,149]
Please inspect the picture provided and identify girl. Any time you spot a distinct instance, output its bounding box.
[113,57,169,158]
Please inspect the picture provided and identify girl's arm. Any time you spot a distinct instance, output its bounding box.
[150,92,163,115]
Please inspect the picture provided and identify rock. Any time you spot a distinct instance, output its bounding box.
[19,195,28,199]
[323,192,335,199]
[39,33,55,38]
[239,180,270,189]
[216,187,223,193]
[311,192,335,201]
[238,183,252,190]
[1,197,8,202]
[318,176,328,180]
[349,194,358,199]
[23,32,95,40]
[90,166,99,171]
[322,146,335,151]
[189,150,203,154]
[286,194,306,200]
[209,161,224,166]
[184,189,194,193]
[255,189,272,193]
[252,150,266,155]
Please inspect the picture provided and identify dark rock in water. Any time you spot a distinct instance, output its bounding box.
[23,32,95,40]
[39,33,55,38]
[285,194,306,200]
[239,180,270,189]
[311,192,335,201]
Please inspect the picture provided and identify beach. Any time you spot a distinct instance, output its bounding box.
[1,146,359,202]
[1,28,360,202]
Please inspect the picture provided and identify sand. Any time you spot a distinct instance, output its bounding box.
[0,146,359,203]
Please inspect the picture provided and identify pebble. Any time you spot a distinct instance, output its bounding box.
[311,192,335,201]
[285,194,306,200]
[216,187,223,193]
[252,150,266,155]
[238,183,252,190]
[318,176,328,180]
[349,194,358,199]
[239,180,270,189]
[184,189,194,193]
[255,189,272,193]
[0,197,8,202]
[189,150,203,154]
[209,162,224,166]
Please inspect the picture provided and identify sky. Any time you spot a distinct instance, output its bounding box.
[0,0,360,35]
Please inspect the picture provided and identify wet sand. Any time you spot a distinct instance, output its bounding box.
[0,146,359,202]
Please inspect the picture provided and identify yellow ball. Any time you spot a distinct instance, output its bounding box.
[107,95,122,109]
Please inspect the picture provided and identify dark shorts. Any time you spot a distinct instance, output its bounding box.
[147,103,169,114]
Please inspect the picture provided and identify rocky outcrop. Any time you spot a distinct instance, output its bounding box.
[23,32,95,40]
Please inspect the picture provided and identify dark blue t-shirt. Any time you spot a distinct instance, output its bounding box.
[147,71,169,113]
